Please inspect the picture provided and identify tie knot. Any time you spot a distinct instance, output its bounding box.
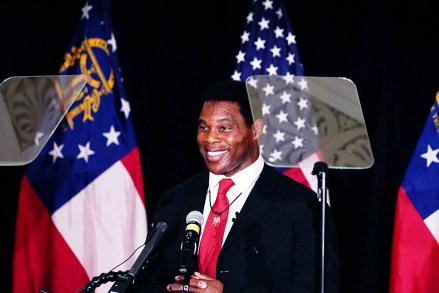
[215,179,234,208]
[218,179,235,196]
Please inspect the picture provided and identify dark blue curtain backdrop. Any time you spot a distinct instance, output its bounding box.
[0,1,437,292]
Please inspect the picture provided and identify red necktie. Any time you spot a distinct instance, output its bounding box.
[198,178,235,278]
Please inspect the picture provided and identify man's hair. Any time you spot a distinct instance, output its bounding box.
[201,80,254,127]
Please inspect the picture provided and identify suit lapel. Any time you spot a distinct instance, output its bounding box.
[176,171,209,219]
[222,165,276,249]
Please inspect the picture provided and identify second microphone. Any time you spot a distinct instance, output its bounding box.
[178,210,204,275]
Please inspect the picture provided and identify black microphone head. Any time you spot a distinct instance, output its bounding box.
[186,210,204,226]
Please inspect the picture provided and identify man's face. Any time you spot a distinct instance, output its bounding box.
[197,101,259,176]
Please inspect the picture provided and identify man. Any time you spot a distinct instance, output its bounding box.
[136,80,340,292]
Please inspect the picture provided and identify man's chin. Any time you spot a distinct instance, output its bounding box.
[207,164,240,177]
[205,162,226,175]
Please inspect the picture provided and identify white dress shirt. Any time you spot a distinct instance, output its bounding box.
[199,154,265,245]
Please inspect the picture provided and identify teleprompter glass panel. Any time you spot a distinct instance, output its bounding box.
[246,75,374,170]
[0,75,86,165]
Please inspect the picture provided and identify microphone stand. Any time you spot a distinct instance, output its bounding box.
[312,161,329,293]
[107,222,169,292]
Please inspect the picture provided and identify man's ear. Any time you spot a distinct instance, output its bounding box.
[253,118,264,139]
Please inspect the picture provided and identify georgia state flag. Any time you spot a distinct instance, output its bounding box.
[12,1,147,292]
[390,93,439,293]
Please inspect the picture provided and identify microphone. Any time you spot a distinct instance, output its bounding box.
[232,211,239,222]
[178,210,204,274]
[108,205,180,293]
[130,205,180,274]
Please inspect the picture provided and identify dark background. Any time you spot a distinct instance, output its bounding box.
[0,0,437,292]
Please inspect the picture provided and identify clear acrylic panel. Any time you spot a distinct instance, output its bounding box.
[0,75,86,165]
[246,75,374,169]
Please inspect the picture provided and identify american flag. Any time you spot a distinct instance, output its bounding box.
[232,0,319,192]
[11,0,147,292]
[390,93,439,292]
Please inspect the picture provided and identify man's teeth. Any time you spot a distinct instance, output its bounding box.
[208,150,227,156]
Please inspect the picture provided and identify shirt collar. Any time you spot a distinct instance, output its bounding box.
[208,154,264,192]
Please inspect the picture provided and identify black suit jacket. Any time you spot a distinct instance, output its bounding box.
[132,164,340,293]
